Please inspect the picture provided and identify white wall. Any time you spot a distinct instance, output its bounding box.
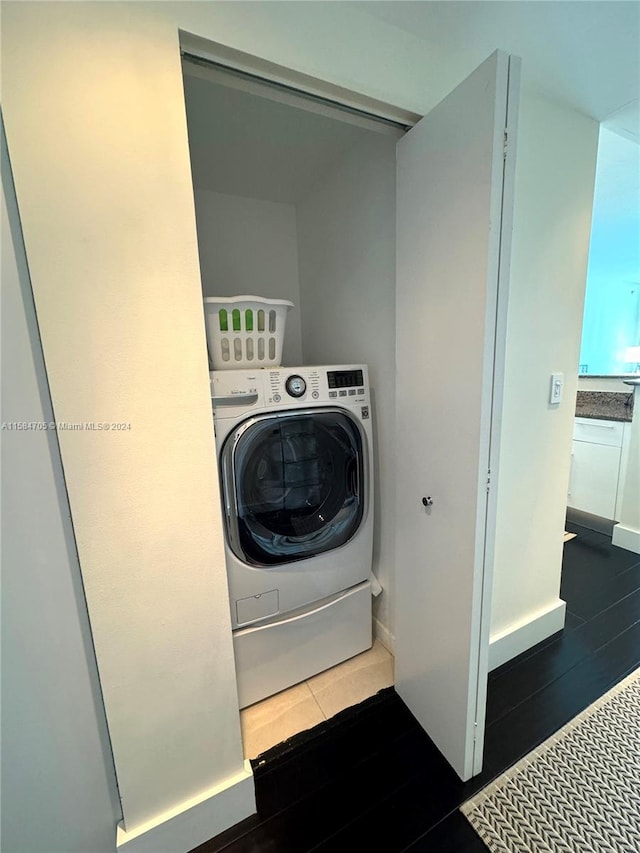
[1,2,252,847]
[297,133,397,643]
[1,127,120,853]
[490,93,599,654]
[193,189,303,366]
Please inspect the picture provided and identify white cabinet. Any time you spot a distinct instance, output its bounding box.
[568,418,626,519]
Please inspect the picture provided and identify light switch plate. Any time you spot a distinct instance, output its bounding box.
[550,372,564,404]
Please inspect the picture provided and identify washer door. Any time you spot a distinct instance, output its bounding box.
[221,409,366,566]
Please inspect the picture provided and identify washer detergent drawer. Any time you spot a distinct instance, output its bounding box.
[233,581,372,709]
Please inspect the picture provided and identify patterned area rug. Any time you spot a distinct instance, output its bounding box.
[461,668,640,853]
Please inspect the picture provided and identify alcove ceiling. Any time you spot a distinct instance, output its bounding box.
[182,71,378,204]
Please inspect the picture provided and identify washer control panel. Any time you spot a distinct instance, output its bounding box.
[211,365,369,411]
[266,365,368,406]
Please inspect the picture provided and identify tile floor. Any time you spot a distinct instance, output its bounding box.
[240,639,394,758]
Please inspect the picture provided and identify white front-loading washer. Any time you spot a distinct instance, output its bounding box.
[211,365,374,708]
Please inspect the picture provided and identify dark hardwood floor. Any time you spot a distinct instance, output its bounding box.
[193,522,640,853]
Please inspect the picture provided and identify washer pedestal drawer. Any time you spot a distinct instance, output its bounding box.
[233,581,372,709]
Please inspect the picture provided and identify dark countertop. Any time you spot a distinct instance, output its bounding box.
[575,391,634,423]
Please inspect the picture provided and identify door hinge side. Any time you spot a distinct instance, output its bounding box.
[486,468,491,493]
[503,130,508,160]
[473,720,479,742]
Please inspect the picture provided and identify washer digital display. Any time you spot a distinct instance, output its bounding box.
[327,369,364,389]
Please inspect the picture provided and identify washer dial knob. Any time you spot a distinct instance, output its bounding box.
[285,375,307,398]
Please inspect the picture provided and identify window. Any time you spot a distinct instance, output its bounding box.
[579,127,640,376]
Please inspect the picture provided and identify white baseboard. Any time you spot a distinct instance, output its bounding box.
[489,599,566,672]
[116,761,255,853]
[373,617,395,655]
[612,523,640,554]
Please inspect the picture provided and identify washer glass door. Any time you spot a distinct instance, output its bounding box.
[221,409,365,566]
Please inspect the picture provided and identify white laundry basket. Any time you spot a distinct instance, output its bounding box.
[203,296,294,369]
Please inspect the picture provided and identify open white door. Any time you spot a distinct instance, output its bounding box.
[394,50,520,781]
